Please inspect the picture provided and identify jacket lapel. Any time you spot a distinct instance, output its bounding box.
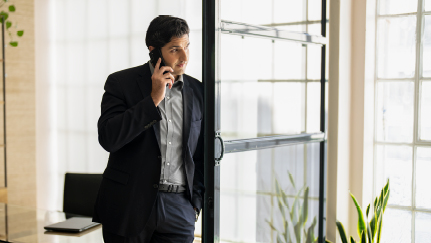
[135,63,161,150]
[182,76,194,157]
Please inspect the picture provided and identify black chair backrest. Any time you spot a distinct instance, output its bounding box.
[63,173,103,217]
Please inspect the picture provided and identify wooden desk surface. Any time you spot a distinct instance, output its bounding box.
[0,203,103,243]
[0,203,201,243]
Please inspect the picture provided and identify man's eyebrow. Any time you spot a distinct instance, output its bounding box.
[168,43,191,49]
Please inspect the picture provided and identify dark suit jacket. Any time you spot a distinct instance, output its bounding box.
[92,63,204,237]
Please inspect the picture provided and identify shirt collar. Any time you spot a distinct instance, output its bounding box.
[148,60,184,89]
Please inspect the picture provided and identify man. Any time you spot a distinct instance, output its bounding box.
[92,16,204,243]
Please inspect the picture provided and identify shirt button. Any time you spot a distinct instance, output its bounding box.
[169,119,172,122]
[163,180,167,183]
[167,96,170,99]
[167,163,170,165]
[168,141,171,145]
[153,184,158,189]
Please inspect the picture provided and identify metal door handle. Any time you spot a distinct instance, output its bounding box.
[215,132,224,166]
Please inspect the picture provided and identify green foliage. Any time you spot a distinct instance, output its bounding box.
[0,11,8,22]
[0,1,24,47]
[267,171,318,243]
[326,180,390,243]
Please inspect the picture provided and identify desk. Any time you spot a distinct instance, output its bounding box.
[0,203,202,243]
[0,203,102,243]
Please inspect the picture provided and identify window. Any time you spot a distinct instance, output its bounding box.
[374,0,431,242]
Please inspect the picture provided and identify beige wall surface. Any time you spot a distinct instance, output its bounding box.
[0,0,36,207]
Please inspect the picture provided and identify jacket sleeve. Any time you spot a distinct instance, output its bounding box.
[97,74,162,152]
[191,118,205,212]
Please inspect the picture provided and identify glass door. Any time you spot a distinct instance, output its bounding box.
[203,0,328,242]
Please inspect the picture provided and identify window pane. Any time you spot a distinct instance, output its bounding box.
[219,143,321,242]
[416,147,431,209]
[426,0,431,11]
[273,0,306,24]
[379,0,417,15]
[273,40,305,80]
[306,82,321,133]
[220,35,308,140]
[377,17,416,79]
[415,212,431,243]
[307,44,322,80]
[376,145,412,206]
[376,82,414,143]
[423,16,431,77]
[308,0,322,21]
[381,209,411,243]
[220,0,272,25]
[420,81,431,140]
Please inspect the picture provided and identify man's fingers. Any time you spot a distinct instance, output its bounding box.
[163,72,175,79]
[159,66,174,73]
[163,73,174,89]
[154,57,161,70]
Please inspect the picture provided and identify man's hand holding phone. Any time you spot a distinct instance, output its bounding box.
[151,58,174,107]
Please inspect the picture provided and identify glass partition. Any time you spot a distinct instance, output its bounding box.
[219,143,322,243]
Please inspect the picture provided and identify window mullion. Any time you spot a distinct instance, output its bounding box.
[412,0,425,242]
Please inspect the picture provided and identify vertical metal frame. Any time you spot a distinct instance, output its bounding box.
[318,0,327,242]
[202,0,216,241]
[1,15,6,188]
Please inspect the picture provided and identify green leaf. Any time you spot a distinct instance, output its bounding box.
[382,189,390,213]
[266,219,279,232]
[277,234,286,243]
[290,186,304,224]
[376,213,383,243]
[0,11,8,22]
[294,223,302,243]
[17,30,24,37]
[8,5,15,12]
[370,210,377,239]
[350,236,356,243]
[336,221,349,243]
[288,170,296,189]
[367,221,372,243]
[350,193,367,239]
[299,187,309,226]
[284,204,298,243]
[6,20,11,29]
[305,217,317,243]
[9,41,17,47]
[366,204,370,218]
[361,231,366,243]
[383,179,389,197]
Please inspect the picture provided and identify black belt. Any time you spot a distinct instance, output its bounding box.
[158,184,186,193]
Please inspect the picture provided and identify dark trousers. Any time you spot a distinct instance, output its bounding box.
[102,192,196,243]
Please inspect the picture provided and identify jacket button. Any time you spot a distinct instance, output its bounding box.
[153,184,158,189]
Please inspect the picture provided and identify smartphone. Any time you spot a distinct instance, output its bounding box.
[149,48,168,74]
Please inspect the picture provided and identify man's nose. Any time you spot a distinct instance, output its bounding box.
[179,49,188,62]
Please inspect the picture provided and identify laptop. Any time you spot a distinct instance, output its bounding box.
[44,217,100,232]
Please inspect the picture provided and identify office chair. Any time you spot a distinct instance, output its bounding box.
[63,173,103,218]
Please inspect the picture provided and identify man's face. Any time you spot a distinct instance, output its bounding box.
[160,34,190,78]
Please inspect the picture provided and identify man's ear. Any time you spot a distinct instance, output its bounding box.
[149,46,155,52]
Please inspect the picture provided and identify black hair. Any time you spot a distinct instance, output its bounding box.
[145,16,190,49]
